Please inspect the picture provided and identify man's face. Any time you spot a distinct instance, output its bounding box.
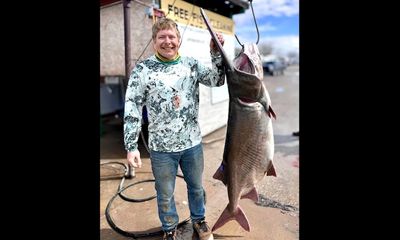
[153,28,180,60]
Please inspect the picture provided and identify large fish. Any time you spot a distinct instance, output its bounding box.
[200,8,277,232]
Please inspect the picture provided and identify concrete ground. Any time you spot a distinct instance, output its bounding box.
[100,65,299,240]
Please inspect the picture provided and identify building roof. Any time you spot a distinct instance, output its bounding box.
[181,0,249,17]
[100,0,120,6]
[100,0,249,18]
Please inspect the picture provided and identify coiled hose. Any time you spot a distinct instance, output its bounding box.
[101,162,192,239]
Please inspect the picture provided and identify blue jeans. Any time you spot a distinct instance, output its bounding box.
[150,144,205,231]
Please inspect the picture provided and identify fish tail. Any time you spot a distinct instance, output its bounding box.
[212,205,250,232]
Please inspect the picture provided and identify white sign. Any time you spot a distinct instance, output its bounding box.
[177,24,232,104]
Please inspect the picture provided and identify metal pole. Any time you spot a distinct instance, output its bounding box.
[123,0,135,177]
[123,0,132,89]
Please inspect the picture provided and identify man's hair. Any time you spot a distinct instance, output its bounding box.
[152,18,181,40]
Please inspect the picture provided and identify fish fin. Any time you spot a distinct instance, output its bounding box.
[241,187,259,202]
[212,205,251,232]
[213,164,225,183]
[267,105,276,120]
[266,161,277,177]
[200,8,234,72]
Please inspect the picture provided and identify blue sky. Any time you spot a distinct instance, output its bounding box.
[233,0,299,56]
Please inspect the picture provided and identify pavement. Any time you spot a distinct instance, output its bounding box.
[100,65,299,240]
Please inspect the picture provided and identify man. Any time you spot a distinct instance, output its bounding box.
[124,18,225,240]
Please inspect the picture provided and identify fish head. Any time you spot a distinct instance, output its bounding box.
[228,44,265,101]
[230,44,274,118]
[233,43,263,81]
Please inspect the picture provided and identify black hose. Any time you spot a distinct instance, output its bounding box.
[117,174,184,204]
[105,178,191,239]
[140,129,150,154]
[100,161,154,202]
[100,161,127,169]
[101,160,201,238]
[118,178,156,202]
[100,162,130,180]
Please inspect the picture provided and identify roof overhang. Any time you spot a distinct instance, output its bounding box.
[227,0,249,9]
[100,0,120,7]
[100,1,250,17]
[183,0,249,17]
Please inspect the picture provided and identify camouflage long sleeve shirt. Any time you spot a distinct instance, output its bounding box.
[124,52,225,152]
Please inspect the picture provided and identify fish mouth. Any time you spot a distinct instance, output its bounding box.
[233,44,264,80]
[237,97,259,106]
[234,53,255,75]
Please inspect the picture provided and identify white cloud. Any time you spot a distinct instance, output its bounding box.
[235,35,299,56]
[265,35,299,55]
[234,22,277,34]
[253,0,299,17]
[232,0,299,57]
[233,0,299,25]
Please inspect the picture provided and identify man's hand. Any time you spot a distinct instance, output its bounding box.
[127,150,142,168]
[210,32,224,53]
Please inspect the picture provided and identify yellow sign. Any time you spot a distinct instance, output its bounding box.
[160,0,235,35]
